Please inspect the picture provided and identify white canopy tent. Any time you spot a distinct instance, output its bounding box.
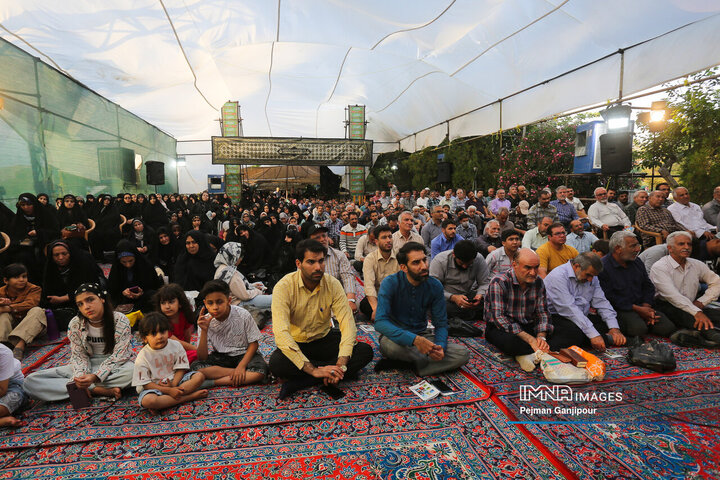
[2,0,720,157]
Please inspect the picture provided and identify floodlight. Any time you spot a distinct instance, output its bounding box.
[176,157,186,167]
[134,154,143,170]
[600,104,633,133]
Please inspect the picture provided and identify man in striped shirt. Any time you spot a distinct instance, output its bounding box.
[339,212,367,261]
[308,225,358,314]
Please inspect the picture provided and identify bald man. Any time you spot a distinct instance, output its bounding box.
[484,249,580,372]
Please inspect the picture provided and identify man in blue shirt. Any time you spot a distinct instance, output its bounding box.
[550,185,579,229]
[598,231,676,338]
[566,219,598,253]
[544,252,626,352]
[430,219,463,259]
[375,242,470,376]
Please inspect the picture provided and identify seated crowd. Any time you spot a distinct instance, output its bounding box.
[0,182,719,427]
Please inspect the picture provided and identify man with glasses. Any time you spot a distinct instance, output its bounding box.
[537,223,578,278]
[587,187,631,236]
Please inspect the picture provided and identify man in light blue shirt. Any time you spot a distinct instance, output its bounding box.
[566,219,599,253]
[430,219,463,259]
[543,253,626,351]
[375,242,469,376]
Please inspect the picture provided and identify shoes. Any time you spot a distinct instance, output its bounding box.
[515,352,538,372]
[670,329,716,348]
[374,358,413,373]
[12,347,24,361]
[700,328,720,347]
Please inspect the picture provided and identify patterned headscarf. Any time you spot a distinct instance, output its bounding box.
[74,282,108,298]
[213,242,245,285]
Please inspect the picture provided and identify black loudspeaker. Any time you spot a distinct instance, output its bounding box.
[319,166,341,195]
[145,161,165,185]
[600,132,633,174]
[437,162,452,183]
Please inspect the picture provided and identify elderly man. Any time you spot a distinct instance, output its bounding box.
[545,252,626,351]
[270,240,374,399]
[415,188,430,208]
[598,231,676,338]
[431,219,463,259]
[495,207,516,234]
[375,242,470,375]
[702,186,720,229]
[486,229,522,277]
[430,240,490,321]
[566,219,599,253]
[411,206,427,226]
[489,189,511,215]
[636,191,686,248]
[456,213,478,241]
[550,186,578,229]
[360,226,399,321]
[466,205,484,232]
[421,205,445,247]
[668,187,716,241]
[527,190,559,230]
[354,227,378,266]
[587,187,631,236]
[650,231,720,347]
[484,249,579,371]
[522,216,552,251]
[308,225,358,314]
[393,211,424,255]
[624,190,649,225]
[474,220,502,256]
[537,223,579,278]
[439,190,456,210]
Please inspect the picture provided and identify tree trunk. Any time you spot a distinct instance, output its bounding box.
[657,164,680,188]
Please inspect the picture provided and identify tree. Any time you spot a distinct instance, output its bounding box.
[497,119,577,196]
[635,69,720,201]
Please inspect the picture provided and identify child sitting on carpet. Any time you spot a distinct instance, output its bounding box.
[191,280,268,387]
[154,284,198,363]
[133,313,208,412]
[0,343,27,427]
[23,283,134,402]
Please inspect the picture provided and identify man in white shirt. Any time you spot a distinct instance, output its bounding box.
[650,231,720,347]
[667,187,716,241]
[587,187,631,235]
[416,188,430,208]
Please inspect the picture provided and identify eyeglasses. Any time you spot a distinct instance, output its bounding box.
[551,232,567,236]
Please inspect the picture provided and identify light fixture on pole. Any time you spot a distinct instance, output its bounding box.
[636,100,669,132]
[600,104,633,133]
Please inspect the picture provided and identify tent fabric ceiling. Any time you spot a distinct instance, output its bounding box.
[2,1,720,152]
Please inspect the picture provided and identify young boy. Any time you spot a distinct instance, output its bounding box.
[0,264,47,360]
[133,313,207,412]
[192,280,268,386]
[0,343,27,427]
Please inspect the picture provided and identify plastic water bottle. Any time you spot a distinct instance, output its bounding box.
[45,309,60,341]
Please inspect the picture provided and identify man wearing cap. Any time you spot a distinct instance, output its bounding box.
[512,200,530,232]
[308,225,358,313]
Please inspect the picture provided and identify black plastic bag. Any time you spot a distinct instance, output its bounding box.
[627,339,676,372]
[447,317,484,337]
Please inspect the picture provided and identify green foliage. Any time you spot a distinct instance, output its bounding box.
[366,150,411,192]
[497,120,577,196]
[636,68,720,202]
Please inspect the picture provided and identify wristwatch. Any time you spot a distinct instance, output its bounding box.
[348,298,356,303]
[339,365,347,373]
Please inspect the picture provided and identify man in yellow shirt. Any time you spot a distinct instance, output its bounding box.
[537,223,579,278]
[269,239,373,399]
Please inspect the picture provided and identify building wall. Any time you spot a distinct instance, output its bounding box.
[0,37,177,206]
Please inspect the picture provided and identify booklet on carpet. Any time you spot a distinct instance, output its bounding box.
[409,380,460,400]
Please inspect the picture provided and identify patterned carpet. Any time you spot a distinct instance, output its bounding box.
[3,325,720,479]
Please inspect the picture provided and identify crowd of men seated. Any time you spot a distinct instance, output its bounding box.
[1,181,720,416]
